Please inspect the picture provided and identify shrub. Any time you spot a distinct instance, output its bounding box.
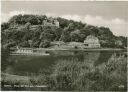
[39,40,50,48]
[46,59,95,91]
[46,55,127,91]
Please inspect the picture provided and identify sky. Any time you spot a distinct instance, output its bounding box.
[1,1,128,36]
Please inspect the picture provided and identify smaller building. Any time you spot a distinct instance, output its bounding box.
[51,41,65,46]
[84,35,100,48]
[67,42,84,49]
[12,47,50,55]
[30,25,40,30]
[115,40,123,46]
[53,20,59,28]
[43,19,59,27]
[16,48,33,54]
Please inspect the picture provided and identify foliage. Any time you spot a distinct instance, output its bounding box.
[39,40,51,48]
[1,48,11,71]
[45,55,127,91]
[1,22,9,30]
[1,14,127,48]
[1,51,127,91]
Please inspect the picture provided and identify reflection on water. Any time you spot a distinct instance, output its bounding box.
[94,51,112,66]
[4,65,14,74]
[2,50,126,76]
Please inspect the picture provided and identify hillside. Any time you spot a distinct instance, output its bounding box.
[1,14,127,48]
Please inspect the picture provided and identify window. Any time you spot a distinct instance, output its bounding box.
[84,44,88,46]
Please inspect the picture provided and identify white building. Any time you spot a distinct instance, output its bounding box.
[115,40,123,46]
[84,35,100,48]
[67,42,84,48]
[51,41,65,46]
[16,48,33,54]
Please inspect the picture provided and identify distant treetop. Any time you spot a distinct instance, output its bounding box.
[1,14,127,48]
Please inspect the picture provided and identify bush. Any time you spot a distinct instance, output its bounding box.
[46,59,95,91]
[39,40,51,48]
[1,51,126,91]
[45,55,127,91]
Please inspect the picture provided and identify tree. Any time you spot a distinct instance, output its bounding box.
[59,27,71,42]
[53,27,63,41]
[1,22,9,31]
[19,41,30,47]
[57,17,70,28]
[70,30,81,42]
[1,14,127,48]
[39,40,50,48]
[40,26,55,41]
[1,48,11,71]
[26,15,39,25]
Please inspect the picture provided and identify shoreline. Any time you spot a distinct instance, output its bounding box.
[9,48,126,56]
[1,73,47,89]
[11,47,126,51]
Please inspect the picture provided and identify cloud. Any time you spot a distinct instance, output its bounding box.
[1,11,128,36]
[1,11,57,23]
[1,10,32,23]
[9,11,31,16]
[1,13,9,23]
[61,15,82,22]
[45,13,57,17]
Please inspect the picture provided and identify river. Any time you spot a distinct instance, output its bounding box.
[2,50,126,76]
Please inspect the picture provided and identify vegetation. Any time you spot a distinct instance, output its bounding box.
[1,73,48,91]
[1,53,127,91]
[1,14,127,49]
[1,14,127,91]
[1,48,11,71]
[45,54,127,91]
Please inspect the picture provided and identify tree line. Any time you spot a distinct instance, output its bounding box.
[1,14,127,48]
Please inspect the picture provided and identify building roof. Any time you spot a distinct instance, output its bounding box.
[86,35,98,40]
[68,42,83,46]
[51,41,65,45]
[84,35,100,44]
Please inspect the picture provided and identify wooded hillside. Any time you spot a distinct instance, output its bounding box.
[1,14,127,48]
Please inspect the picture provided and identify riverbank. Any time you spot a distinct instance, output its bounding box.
[1,73,47,91]
[1,73,30,83]
[1,54,127,91]
[11,47,126,51]
[61,48,126,51]
[10,47,126,56]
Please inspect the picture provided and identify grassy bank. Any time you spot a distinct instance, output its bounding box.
[45,54,127,91]
[1,54,127,91]
[39,47,126,51]
[1,73,47,91]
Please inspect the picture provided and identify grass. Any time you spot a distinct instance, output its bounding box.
[45,54,127,91]
[1,53,127,91]
[1,73,47,90]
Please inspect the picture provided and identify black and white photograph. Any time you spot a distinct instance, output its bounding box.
[1,0,128,91]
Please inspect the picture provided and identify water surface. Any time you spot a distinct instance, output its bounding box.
[2,50,126,76]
